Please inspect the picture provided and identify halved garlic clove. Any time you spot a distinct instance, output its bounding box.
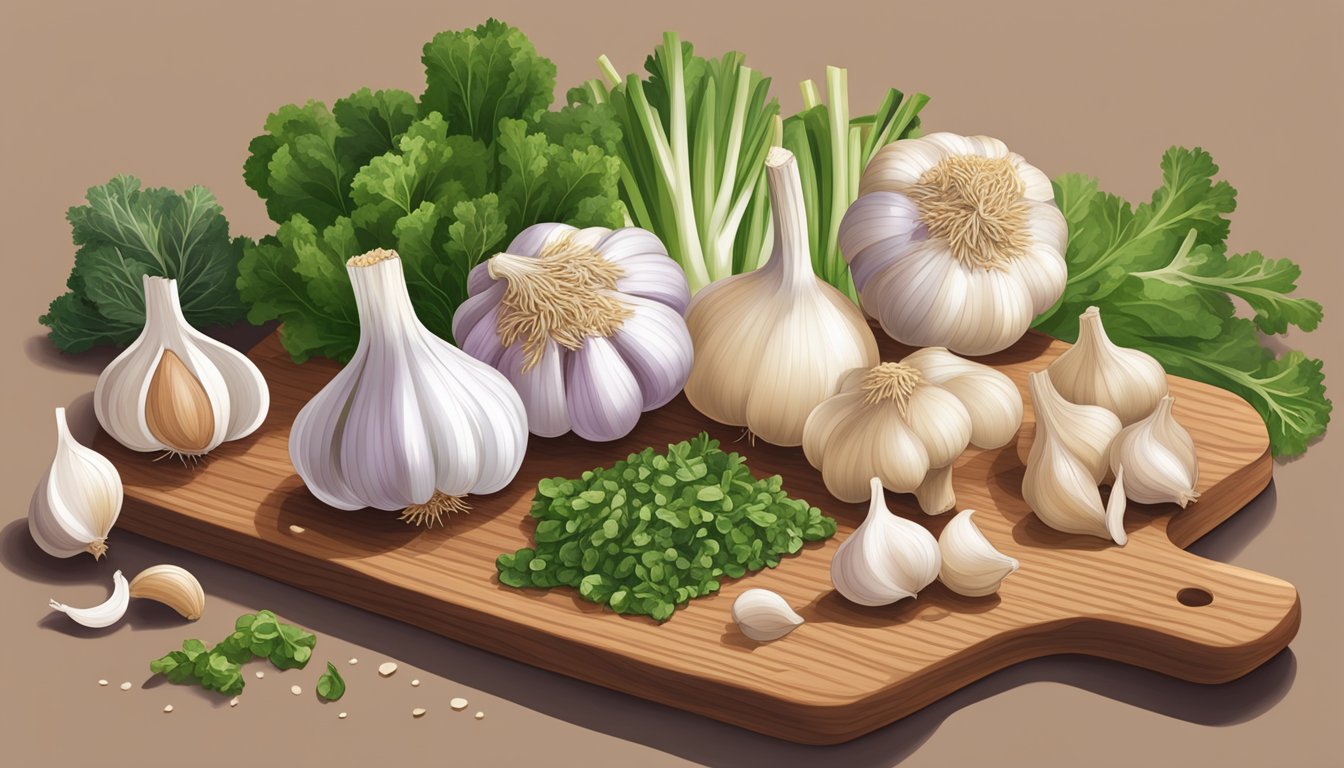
[938,510,1019,597]
[731,588,804,642]
[1024,370,1122,483]
[1047,306,1167,425]
[1110,396,1200,507]
[831,478,941,606]
[49,570,129,628]
[1023,429,1128,545]
[29,407,123,560]
[129,564,205,620]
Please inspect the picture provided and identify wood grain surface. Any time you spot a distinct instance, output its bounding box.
[99,327,1300,745]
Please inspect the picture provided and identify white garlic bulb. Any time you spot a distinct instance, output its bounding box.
[731,588,804,642]
[129,564,205,620]
[95,276,269,456]
[1023,370,1122,483]
[29,407,123,560]
[900,346,1024,449]
[839,132,1068,356]
[938,510,1019,597]
[684,147,879,446]
[49,570,129,628]
[453,224,692,442]
[1024,428,1128,545]
[1110,396,1200,507]
[1048,306,1168,425]
[831,478,941,606]
[289,250,528,526]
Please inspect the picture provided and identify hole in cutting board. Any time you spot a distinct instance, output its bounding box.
[1177,587,1214,607]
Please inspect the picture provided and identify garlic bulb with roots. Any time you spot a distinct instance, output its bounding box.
[1048,306,1168,425]
[452,224,692,442]
[684,147,879,446]
[831,478,941,606]
[289,249,528,526]
[29,407,122,559]
[839,132,1068,356]
[1110,396,1200,507]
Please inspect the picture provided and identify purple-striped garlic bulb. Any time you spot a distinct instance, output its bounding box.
[452,224,693,442]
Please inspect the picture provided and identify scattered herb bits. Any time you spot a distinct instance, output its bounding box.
[317,662,346,702]
[497,434,837,621]
[148,610,316,696]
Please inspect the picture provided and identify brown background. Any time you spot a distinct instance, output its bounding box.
[1,0,1339,766]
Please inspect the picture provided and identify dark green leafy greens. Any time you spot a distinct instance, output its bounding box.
[1034,147,1329,455]
[497,433,836,621]
[149,610,317,697]
[316,662,346,701]
[40,176,249,352]
[238,19,625,363]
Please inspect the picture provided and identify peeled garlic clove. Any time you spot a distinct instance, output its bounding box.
[29,407,123,559]
[1026,370,1122,483]
[914,466,956,516]
[95,276,269,456]
[50,570,129,628]
[1047,306,1167,425]
[731,588,804,642]
[1110,396,1200,507]
[901,347,1024,449]
[1024,429,1127,545]
[831,478,941,606]
[129,564,205,620]
[938,510,1019,597]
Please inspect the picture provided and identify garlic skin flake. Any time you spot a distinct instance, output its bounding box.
[831,478,941,606]
[938,510,1019,597]
[1110,396,1200,507]
[453,224,692,442]
[839,132,1067,356]
[1024,370,1122,483]
[1048,306,1168,425]
[129,564,205,620]
[684,147,879,447]
[290,250,528,526]
[29,407,123,560]
[95,276,269,456]
[1024,429,1128,545]
[731,588,804,642]
[50,570,129,628]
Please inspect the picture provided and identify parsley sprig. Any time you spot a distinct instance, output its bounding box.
[149,610,316,696]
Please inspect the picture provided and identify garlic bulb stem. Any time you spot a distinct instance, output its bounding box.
[765,149,815,293]
[28,407,123,560]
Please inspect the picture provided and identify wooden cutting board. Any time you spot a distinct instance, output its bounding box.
[100,328,1300,745]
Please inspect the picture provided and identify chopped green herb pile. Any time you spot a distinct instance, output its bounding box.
[149,610,316,696]
[1034,147,1330,456]
[497,433,836,621]
[316,662,346,701]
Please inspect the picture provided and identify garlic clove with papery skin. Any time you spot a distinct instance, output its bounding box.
[731,589,805,642]
[129,564,205,620]
[1110,396,1200,507]
[1024,427,1128,545]
[901,347,1023,449]
[1047,306,1168,425]
[1024,370,1122,484]
[938,510,1019,597]
[29,407,123,560]
[95,276,269,456]
[831,478,942,606]
[49,570,129,628]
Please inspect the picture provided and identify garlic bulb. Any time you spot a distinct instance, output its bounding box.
[900,347,1024,449]
[29,407,122,559]
[839,132,1067,356]
[831,478,941,606]
[129,564,205,620]
[1024,428,1128,545]
[452,224,692,442]
[1110,396,1200,507]
[731,588,804,642]
[95,276,269,456]
[1023,370,1122,483]
[938,510,1019,597]
[1048,306,1168,425]
[49,570,129,628]
[289,250,528,526]
[684,147,879,446]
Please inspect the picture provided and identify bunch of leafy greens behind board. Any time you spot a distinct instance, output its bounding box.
[40,176,249,352]
[1033,148,1329,456]
[496,433,836,621]
[149,610,316,696]
[238,19,625,363]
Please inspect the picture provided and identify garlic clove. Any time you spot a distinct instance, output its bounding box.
[50,570,129,628]
[129,564,205,620]
[914,465,956,516]
[29,407,123,560]
[831,478,942,606]
[1023,428,1126,545]
[564,336,644,442]
[1106,467,1129,546]
[938,510,1020,596]
[600,228,693,312]
[1026,370,1122,484]
[1048,306,1168,425]
[608,296,695,411]
[1110,396,1200,507]
[903,385,974,469]
[1014,203,1071,312]
[817,406,930,503]
[499,341,572,438]
[902,347,1024,449]
[731,588,805,642]
[145,349,217,454]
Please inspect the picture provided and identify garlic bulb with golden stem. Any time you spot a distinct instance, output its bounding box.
[1022,370,1122,483]
[938,510,1019,597]
[29,407,122,560]
[831,478,941,606]
[1110,396,1200,507]
[683,147,879,447]
[1048,306,1168,425]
